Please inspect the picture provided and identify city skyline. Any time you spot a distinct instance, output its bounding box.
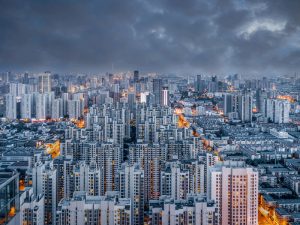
[0,71,299,225]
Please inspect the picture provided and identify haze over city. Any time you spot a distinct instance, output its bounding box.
[1,0,300,75]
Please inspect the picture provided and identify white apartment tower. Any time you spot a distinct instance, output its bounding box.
[36,92,54,119]
[51,98,63,119]
[32,162,57,225]
[161,163,190,201]
[123,164,144,225]
[95,143,122,193]
[237,93,253,123]
[266,99,290,123]
[208,161,258,225]
[20,187,45,225]
[161,86,169,106]
[21,94,32,119]
[5,94,17,119]
[38,72,51,93]
[72,162,102,196]
[67,99,81,119]
[150,195,216,225]
[56,192,131,225]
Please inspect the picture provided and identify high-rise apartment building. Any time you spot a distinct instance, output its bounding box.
[181,160,205,195]
[208,161,258,225]
[21,94,32,119]
[112,83,120,103]
[196,75,206,93]
[134,70,139,83]
[56,192,131,225]
[237,93,253,123]
[51,98,63,119]
[38,72,51,93]
[36,92,54,119]
[67,99,81,119]
[20,187,44,225]
[161,86,169,106]
[5,94,17,119]
[97,143,122,193]
[32,162,57,225]
[9,83,30,96]
[266,99,290,123]
[129,143,162,202]
[223,93,253,122]
[71,162,102,196]
[149,195,216,225]
[223,93,236,116]
[161,163,190,200]
[153,78,162,105]
[256,89,268,114]
[123,164,144,225]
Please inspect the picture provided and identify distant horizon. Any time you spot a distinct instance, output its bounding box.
[0,69,299,79]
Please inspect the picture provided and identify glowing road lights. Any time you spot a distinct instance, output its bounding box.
[45,140,60,159]
[174,105,201,138]
[276,95,296,103]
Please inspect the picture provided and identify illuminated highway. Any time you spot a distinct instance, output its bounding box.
[259,211,275,225]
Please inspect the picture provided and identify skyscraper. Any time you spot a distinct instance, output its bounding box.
[108,73,114,83]
[149,195,216,225]
[196,75,206,93]
[208,76,218,92]
[134,70,139,83]
[71,162,102,196]
[223,93,235,116]
[67,99,81,119]
[32,162,57,225]
[97,143,122,193]
[51,98,63,119]
[20,187,44,225]
[161,86,169,106]
[129,143,162,202]
[153,78,162,105]
[237,93,253,123]
[56,192,131,225]
[36,92,54,119]
[208,161,258,225]
[9,82,28,96]
[123,164,144,225]
[21,94,32,119]
[128,92,136,110]
[5,94,17,119]
[23,72,29,84]
[112,83,120,103]
[256,89,268,114]
[266,99,290,123]
[161,163,190,200]
[38,72,51,93]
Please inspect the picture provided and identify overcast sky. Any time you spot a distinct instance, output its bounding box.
[0,0,300,76]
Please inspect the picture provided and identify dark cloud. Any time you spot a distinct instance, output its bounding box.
[0,0,299,75]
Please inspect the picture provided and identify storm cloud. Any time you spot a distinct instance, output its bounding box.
[0,0,300,75]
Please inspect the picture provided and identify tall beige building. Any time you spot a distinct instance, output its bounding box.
[208,161,258,225]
